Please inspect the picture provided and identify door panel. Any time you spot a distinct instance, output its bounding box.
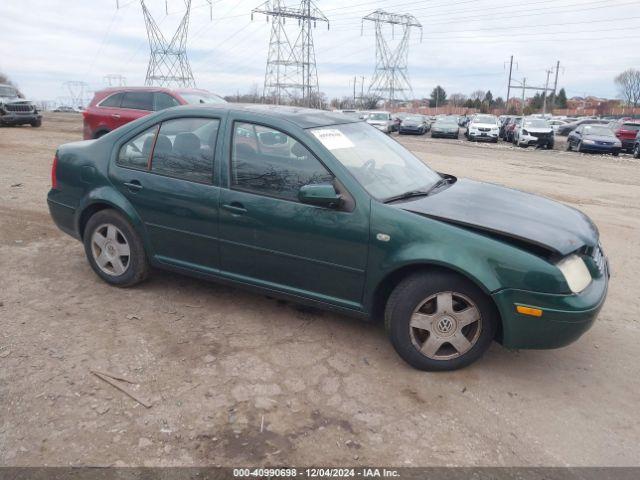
[110,117,222,270]
[218,121,369,307]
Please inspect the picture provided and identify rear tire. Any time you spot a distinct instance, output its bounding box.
[83,209,149,287]
[633,144,640,159]
[385,271,497,371]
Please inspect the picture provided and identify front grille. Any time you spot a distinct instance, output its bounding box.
[596,141,613,146]
[479,127,490,132]
[530,132,552,140]
[5,103,34,113]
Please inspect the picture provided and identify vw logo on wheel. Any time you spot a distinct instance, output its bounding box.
[436,316,455,335]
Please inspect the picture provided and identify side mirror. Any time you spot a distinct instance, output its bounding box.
[298,183,342,209]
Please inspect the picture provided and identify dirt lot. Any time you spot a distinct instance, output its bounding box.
[1,113,639,467]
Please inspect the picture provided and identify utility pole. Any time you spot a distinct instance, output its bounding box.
[362,10,422,105]
[253,0,329,108]
[542,68,552,115]
[506,55,514,109]
[521,78,526,115]
[551,60,561,108]
[353,76,357,106]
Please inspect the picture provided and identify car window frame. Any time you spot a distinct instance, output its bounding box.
[113,115,222,186]
[115,124,160,172]
[227,119,339,206]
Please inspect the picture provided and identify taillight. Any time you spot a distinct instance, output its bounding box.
[51,154,58,189]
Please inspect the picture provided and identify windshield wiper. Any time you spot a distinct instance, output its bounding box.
[383,178,450,204]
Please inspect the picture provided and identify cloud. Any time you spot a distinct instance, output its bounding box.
[1,0,637,102]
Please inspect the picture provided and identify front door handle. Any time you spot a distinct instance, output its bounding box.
[124,180,143,192]
[222,202,247,215]
[111,114,121,119]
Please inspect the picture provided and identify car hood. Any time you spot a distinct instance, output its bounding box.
[367,120,388,125]
[396,178,598,256]
[470,122,498,129]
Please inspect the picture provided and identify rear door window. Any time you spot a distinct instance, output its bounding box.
[100,93,123,108]
[150,118,220,184]
[121,92,153,111]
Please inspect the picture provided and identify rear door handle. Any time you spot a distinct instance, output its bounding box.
[124,180,143,192]
[111,114,121,119]
[222,202,247,215]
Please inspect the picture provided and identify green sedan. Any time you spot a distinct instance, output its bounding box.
[47,104,609,371]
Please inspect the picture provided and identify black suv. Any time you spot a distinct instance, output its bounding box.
[0,84,42,127]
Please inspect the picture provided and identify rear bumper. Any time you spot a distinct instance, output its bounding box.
[492,269,608,350]
[0,112,41,125]
[581,143,621,154]
[47,195,80,240]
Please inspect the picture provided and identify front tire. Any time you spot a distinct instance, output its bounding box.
[83,209,149,287]
[31,119,42,127]
[385,271,497,371]
[633,144,640,158]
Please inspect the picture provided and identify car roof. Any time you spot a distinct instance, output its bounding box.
[173,103,361,129]
[95,86,212,95]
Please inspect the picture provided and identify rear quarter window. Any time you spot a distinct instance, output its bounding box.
[99,93,123,108]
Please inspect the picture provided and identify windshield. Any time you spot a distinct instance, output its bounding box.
[368,113,389,121]
[0,86,18,97]
[310,122,440,200]
[473,115,497,124]
[523,119,549,128]
[178,92,226,105]
[583,125,613,136]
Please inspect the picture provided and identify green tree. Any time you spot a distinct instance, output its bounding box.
[555,88,568,108]
[483,90,494,106]
[494,97,505,109]
[429,85,447,107]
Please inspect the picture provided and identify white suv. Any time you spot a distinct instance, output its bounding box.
[466,114,499,142]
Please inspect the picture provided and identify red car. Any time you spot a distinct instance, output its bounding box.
[608,118,640,152]
[82,87,226,140]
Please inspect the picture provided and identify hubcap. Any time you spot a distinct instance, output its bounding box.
[91,224,131,276]
[409,291,482,360]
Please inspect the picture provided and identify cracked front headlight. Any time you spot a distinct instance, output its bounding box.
[556,254,592,293]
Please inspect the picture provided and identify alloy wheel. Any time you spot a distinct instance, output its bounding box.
[409,291,482,360]
[91,223,131,276]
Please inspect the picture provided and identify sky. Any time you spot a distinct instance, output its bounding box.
[1,0,639,104]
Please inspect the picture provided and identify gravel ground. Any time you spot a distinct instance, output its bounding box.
[1,113,639,467]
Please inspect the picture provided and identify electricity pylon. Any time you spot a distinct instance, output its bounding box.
[104,74,127,87]
[362,10,422,104]
[252,0,329,107]
[63,81,90,108]
[117,1,213,88]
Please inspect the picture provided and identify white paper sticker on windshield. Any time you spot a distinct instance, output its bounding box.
[311,129,354,150]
